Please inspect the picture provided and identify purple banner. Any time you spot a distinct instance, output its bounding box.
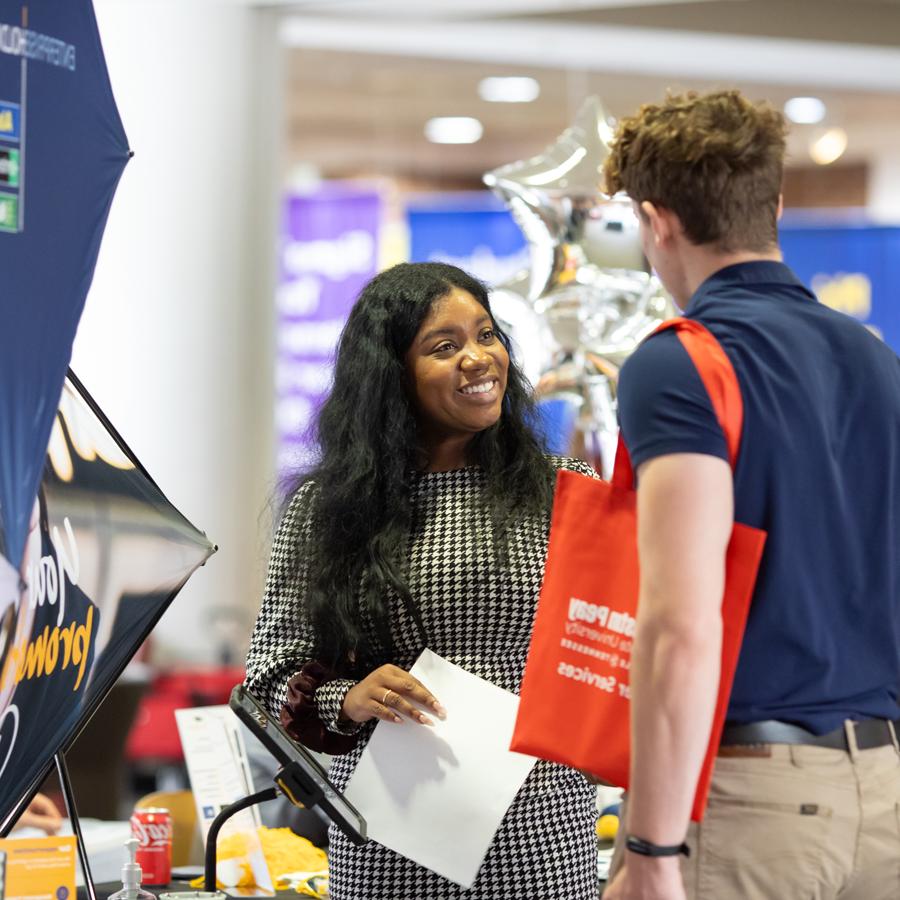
[276,186,382,477]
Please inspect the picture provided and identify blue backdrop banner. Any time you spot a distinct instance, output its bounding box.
[408,200,900,353]
[780,223,900,352]
[0,0,129,566]
[276,186,382,478]
[407,193,528,286]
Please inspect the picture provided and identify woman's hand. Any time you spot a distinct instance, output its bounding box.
[341,664,447,726]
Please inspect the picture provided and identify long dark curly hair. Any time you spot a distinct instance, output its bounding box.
[287,262,554,676]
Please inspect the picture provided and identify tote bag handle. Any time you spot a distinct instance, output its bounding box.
[611,318,744,489]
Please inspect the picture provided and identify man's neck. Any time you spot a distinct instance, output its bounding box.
[681,245,783,304]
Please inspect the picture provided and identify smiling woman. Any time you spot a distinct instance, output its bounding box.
[405,286,510,471]
[245,262,600,900]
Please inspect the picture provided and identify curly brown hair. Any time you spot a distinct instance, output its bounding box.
[604,90,787,253]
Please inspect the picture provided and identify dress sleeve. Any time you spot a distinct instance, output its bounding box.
[550,456,602,479]
[244,482,361,754]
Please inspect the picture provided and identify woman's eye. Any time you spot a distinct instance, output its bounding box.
[433,342,455,353]
[479,329,495,341]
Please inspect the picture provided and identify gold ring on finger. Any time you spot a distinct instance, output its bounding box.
[382,689,393,707]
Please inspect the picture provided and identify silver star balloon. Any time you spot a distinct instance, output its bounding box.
[485,97,675,478]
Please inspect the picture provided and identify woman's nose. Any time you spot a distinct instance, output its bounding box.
[460,345,490,369]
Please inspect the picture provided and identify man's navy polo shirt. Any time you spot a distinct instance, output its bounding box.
[617,260,900,734]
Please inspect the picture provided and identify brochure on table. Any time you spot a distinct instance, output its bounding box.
[0,835,76,900]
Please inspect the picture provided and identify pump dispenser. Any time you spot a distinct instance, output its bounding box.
[109,838,156,900]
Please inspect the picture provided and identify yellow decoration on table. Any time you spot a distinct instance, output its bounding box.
[596,813,619,841]
[191,826,328,895]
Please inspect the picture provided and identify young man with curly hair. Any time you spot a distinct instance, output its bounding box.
[602,90,900,900]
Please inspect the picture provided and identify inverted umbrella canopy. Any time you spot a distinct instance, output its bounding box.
[0,371,216,833]
[0,0,130,566]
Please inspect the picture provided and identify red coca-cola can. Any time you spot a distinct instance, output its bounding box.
[130,807,173,885]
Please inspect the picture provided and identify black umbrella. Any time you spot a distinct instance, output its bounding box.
[0,370,216,833]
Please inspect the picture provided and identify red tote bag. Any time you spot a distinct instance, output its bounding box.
[511,318,768,821]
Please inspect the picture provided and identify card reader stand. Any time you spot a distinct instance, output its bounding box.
[202,761,326,892]
[272,760,325,812]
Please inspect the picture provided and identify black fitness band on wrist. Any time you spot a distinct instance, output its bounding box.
[625,834,691,858]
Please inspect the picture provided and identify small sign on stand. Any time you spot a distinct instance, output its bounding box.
[175,707,274,897]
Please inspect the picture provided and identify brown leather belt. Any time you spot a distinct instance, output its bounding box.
[720,718,899,752]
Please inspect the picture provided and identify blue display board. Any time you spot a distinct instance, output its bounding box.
[780,223,900,352]
[407,193,528,286]
[408,196,900,353]
[277,187,382,476]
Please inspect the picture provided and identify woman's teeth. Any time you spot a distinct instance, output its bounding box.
[460,380,495,395]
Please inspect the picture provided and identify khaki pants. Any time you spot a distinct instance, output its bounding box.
[610,726,900,899]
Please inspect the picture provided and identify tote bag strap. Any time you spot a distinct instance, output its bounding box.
[612,318,744,488]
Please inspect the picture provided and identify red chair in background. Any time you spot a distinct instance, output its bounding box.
[125,666,246,784]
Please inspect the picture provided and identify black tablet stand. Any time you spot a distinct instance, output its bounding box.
[203,761,325,892]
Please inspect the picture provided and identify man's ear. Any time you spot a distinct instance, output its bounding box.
[776,193,784,222]
[640,200,676,248]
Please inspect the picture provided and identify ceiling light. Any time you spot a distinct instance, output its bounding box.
[424,117,483,144]
[784,96,826,125]
[478,76,540,103]
[809,128,848,165]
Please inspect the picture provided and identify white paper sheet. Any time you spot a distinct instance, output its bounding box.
[343,649,537,888]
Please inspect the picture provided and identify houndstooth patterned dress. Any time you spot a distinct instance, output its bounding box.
[245,459,599,900]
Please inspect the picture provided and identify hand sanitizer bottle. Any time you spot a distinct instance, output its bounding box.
[109,838,156,900]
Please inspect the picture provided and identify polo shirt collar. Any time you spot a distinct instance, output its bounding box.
[684,260,814,315]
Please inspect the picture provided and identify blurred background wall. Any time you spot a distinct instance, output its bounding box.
[72,0,283,664]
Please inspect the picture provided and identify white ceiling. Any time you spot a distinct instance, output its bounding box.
[279,17,900,91]
[276,0,731,16]
[272,0,900,184]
